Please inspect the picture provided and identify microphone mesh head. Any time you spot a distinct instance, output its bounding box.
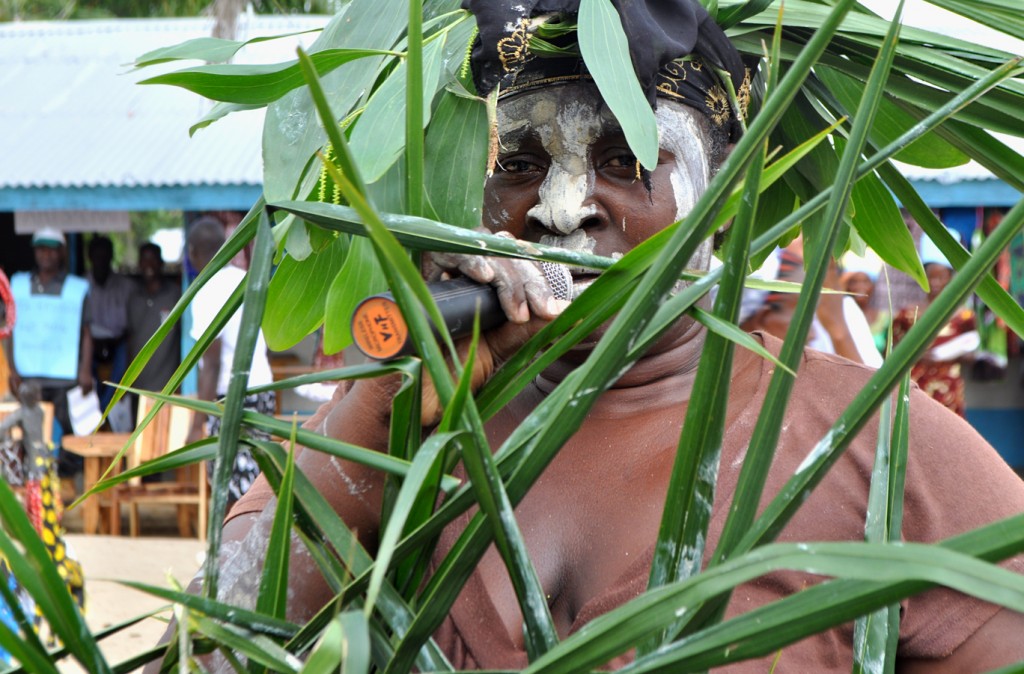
[540,261,573,301]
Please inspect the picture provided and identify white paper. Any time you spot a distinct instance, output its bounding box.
[66,387,103,436]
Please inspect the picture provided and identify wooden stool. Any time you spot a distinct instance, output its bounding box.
[62,433,130,534]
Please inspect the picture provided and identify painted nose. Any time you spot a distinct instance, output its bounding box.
[525,164,609,235]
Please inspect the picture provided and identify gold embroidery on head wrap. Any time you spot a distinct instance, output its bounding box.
[736,68,752,121]
[705,84,730,127]
[498,18,531,74]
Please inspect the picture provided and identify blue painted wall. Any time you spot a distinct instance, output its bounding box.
[1,178,1016,214]
[0,185,262,212]
[966,409,1024,469]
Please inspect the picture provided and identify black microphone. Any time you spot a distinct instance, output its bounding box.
[351,262,573,361]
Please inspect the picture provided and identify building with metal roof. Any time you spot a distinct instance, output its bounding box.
[896,145,1023,211]
[0,14,329,236]
[1,12,1021,449]
[1,13,1018,230]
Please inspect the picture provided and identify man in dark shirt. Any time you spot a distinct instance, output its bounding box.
[86,235,134,418]
[126,242,181,421]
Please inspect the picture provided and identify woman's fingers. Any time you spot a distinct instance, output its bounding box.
[489,257,550,323]
[427,242,569,323]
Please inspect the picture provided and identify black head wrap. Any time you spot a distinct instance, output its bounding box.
[462,0,750,142]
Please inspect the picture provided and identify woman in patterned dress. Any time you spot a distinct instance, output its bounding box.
[891,231,980,417]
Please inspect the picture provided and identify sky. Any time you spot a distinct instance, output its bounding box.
[859,0,1024,56]
[855,0,1024,180]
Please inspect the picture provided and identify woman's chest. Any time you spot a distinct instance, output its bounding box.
[472,411,686,643]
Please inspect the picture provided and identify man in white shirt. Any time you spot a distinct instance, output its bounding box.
[184,216,275,509]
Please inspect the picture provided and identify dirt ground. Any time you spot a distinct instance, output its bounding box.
[57,506,206,673]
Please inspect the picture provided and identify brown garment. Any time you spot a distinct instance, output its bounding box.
[231,334,1024,671]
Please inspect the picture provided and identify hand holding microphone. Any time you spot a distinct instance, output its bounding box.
[352,260,572,361]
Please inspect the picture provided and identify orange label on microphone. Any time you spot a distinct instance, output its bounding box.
[351,296,409,360]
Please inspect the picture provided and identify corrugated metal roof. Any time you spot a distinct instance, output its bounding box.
[0,14,328,198]
[2,14,1018,212]
[895,135,1024,185]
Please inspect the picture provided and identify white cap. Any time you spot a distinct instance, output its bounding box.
[840,250,882,281]
[31,227,66,248]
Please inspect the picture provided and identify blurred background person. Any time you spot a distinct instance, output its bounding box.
[840,251,887,354]
[2,228,92,478]
[85,234,134,427]
[184,216,275,511]
[126,242,182,423]
[891,229,980,417]
[740,241,883,368]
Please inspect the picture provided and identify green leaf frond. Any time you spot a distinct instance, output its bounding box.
[88,1,1024,672]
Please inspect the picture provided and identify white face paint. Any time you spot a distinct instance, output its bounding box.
[655,103,715,272]
[497,90,604,236]
[493,83,717,278]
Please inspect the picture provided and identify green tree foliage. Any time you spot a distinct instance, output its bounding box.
[0,0,344,21]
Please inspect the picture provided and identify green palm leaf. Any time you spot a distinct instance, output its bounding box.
[108,1,1024,673]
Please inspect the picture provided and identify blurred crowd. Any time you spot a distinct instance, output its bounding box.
[739,209,1024,420]
[0,228,183,481]
[1,208,1022,494]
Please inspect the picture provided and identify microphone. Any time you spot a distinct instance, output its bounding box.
[351,262,573,361]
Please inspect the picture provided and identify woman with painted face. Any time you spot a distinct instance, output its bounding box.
[163,1,1024,671]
